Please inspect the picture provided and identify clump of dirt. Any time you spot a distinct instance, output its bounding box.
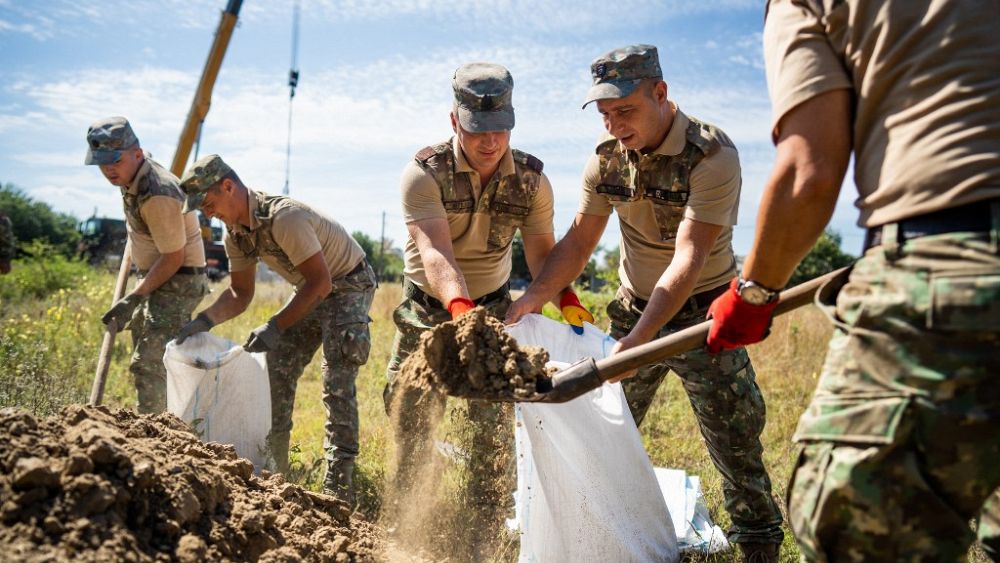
[399,307,550,401]
[0,405,383,562]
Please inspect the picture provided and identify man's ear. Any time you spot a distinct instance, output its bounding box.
[449,112,459,134]
[655,80,668,104]
[222,178,235,194]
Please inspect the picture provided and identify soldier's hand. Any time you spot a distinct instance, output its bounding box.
[101,292,145,332]
[175,312,214,345]
[706,278,779,354]
[244,319,282,353]
[559,290,595,335]
[446,297,475,320]
[504,293,544,325]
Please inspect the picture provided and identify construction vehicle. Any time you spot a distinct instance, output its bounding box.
[77,215,127,269]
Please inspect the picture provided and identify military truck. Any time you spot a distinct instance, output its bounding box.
[77,216,127,269]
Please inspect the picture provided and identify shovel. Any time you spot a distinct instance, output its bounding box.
[463,266,850,404]
[89,240,132,406]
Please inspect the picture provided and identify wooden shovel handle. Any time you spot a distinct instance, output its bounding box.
[89,239,133,406]
[592,267,850,381]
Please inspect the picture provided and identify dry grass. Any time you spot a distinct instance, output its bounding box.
[2,272,993,562]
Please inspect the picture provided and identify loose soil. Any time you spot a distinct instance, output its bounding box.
[0,405,383,562]
[399,307,551,401]
[382,307,532,561]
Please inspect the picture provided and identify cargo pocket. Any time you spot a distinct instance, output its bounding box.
[338,322,371,366]
[928,272,1000,331]
[793,395,910,445]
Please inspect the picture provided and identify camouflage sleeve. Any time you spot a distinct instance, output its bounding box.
[0,215,16,261]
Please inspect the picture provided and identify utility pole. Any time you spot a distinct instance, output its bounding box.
[283,0,301,196]
[378,210,386,280]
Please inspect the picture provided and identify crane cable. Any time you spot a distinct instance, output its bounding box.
[283,0,301,195]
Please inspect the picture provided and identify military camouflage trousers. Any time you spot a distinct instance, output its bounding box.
[128,273,207,413]
[788,232,1000,562]
[607,288,784,545]
[266,262,376,475]
[383,281,515,525]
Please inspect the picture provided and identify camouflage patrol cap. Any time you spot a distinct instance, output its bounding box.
[180,154,233,212]
[85,116,140,165]
[452,63,515,133]
[582,44,663,108]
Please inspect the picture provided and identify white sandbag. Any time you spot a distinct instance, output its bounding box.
[655,468,729,553]
[163,332,271,470]
[507,314,678,563]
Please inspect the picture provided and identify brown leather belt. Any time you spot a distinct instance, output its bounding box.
[403,279,510,312]
[629,281,729,315]
[864,199,995,252]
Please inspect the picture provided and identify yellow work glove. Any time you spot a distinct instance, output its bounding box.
[559,290,594,335]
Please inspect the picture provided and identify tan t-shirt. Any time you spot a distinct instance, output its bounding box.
[124,160,205,271]
[402,138,555,300]
[224,189,366,288]
[578,107,739,301]
[764,0,1000,228]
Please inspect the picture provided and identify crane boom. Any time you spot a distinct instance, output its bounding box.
[170,0,243,177]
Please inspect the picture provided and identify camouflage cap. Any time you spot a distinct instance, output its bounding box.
[452,62,515,133]
[85,116,140,165]
[582,44,662,108]
[180,154,233,212]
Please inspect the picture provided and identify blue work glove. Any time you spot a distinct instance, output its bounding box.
[101,292,145,332]
[175,312,214,345]
[559,290,595,335]
[244,319,282,353]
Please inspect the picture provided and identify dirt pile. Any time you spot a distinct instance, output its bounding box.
[0,405,382,562]
[399,307,550,401]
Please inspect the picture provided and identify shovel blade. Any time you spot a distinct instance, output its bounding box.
[445,357,603,404]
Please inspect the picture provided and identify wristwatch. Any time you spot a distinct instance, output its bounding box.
[737,277,780,306]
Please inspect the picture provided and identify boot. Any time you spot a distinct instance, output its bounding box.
[323,458,355,506]
[266,431,290,475]
[739,542,780,563]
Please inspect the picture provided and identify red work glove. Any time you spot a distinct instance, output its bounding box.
[559,290,595,335]
[447,297,475,319]
[705,278,779,354]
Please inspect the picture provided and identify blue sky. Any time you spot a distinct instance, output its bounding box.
[0,0,866,256]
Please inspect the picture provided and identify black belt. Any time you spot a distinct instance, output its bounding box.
[137,266,205,278]
[864,199,995,251]
[630,282,729,315]
[404,279,510,312]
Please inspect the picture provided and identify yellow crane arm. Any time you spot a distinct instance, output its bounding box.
[170,0,243,177]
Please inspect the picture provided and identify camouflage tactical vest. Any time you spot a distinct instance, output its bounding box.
[226,191,308,275]
[121,159,186,236]
[414,139,544,251]
[595,116,732,241]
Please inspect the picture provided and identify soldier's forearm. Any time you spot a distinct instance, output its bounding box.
[132,248,184,296]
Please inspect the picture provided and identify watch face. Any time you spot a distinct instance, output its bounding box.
[740,284,772,306]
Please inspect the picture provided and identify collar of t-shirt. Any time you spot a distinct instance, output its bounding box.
[229,187,263,235]
[121,156,152,197]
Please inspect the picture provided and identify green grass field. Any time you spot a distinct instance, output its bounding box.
[0,263,989,562]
